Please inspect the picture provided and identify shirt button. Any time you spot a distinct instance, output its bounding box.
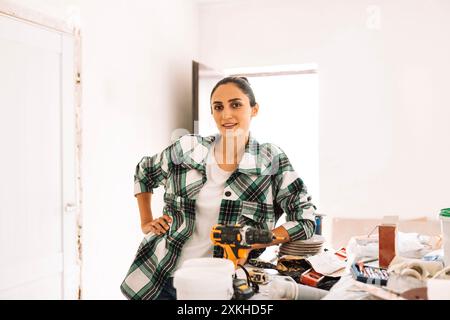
[225,191,232,197]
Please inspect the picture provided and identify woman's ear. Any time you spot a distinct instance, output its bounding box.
[251,103,259,117]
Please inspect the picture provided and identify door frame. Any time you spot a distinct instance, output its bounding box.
[0,0,83,299]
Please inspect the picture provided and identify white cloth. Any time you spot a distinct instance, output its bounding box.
[173,141,233,273]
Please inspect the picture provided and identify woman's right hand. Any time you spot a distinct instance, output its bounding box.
[142,214,172,235]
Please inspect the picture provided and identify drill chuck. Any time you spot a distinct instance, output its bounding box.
[211,224,274,247]
[210,224,278,269]
[241,226,273,245]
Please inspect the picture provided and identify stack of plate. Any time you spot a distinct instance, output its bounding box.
[278,235,325,257]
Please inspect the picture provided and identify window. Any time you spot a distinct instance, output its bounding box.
[198,64,320,211]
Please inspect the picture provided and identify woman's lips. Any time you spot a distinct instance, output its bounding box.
[222,123,237,129]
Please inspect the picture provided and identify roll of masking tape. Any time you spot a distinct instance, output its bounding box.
[400,268,422,280]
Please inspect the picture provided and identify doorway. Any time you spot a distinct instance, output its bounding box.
[0,4,81,299]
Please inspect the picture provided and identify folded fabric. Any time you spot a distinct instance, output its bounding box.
[346,232,442,264]
[387,256,444,280]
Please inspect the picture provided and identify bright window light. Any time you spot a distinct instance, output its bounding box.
[198,65,320,221]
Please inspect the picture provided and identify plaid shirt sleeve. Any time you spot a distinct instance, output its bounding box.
[134,139,180,195]
[272,149,316,242]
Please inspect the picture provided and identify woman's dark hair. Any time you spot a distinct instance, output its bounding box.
[210,76,257,107]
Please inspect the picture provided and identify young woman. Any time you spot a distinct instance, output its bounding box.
[121,77,317,300]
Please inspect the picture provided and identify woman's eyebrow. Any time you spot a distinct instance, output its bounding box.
[212,98,241,104]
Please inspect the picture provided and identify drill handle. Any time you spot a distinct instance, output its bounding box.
[221,245,251,268]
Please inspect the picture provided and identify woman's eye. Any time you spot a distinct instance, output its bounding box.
[232,102,241,108]
[213,105,223,111]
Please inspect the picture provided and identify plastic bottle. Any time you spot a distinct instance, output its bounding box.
[440,208,450,267]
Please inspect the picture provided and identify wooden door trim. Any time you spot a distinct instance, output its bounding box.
[0,0,83,300]
[0,0,74,34]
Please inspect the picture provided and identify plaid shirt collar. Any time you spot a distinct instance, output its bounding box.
[183,131,262,175]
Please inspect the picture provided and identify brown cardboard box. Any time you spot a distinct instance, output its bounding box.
[379,224,397,268]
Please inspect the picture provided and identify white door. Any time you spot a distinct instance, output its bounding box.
[0,14,79,299]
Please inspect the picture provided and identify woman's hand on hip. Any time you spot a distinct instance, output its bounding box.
[142,214,172,235]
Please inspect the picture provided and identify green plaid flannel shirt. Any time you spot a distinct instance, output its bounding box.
[120,133,316,300]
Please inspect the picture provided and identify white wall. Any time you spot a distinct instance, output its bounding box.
[198,0,450,229]
[9,0,450,299]
[12,0,199,299]
[79,0,199,300]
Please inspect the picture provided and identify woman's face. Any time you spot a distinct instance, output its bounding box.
[211,83,259,138]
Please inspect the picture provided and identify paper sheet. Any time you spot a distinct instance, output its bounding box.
[306,252,346,276]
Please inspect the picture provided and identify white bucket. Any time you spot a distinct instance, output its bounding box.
[173,267,234,300]
[440,214,450,267]
[180,258,235,275]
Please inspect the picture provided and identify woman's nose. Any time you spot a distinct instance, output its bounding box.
[222,106,233,119]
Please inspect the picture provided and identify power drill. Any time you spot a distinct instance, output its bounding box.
[210,224,276,268]
[211,224,283,300]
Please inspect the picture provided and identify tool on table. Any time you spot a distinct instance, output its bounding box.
[210,224,285,300]
[248,268,268,285]
[210,224,284,268]
[232,278,255,300]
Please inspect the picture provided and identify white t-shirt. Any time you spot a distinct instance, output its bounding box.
[173,140,233,273]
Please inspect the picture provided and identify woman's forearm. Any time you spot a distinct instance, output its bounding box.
[250,226,290,250]
[136,192,153,233]
[137,192,172,235]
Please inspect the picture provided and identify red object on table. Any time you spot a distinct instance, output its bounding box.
[378,224,397,268]
[300,269,325,287]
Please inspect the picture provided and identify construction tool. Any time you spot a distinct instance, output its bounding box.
[210,224,283,268]
[210,224,285,300]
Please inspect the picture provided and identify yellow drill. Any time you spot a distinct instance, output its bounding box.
[210,224,279,268]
